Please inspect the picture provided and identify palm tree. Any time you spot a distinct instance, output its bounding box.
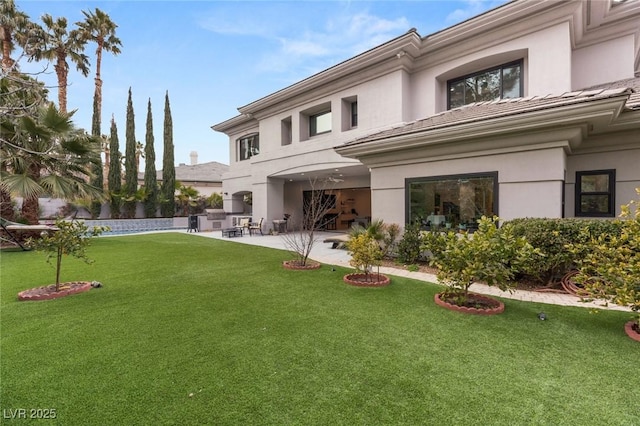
[76,8,121,137]
[29,14,89,113]
[0,0,31,73]
[1,103,104,224]
[0,72,48,221]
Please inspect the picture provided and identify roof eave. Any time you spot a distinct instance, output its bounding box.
[335,96,629,159]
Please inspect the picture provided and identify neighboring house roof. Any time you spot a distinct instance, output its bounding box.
[138,161,229,183]
[341,76,640,148]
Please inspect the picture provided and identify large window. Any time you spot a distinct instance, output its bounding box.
[237,133,259,161]
[407,172,498,230]
[448,61,523,109]
[575,170,615,217]
[310,110,332,136]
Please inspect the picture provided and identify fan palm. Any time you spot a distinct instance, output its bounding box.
[28,14,89,113]
[0,0,31,73]
[76,8,121,137]
[0,103,104,224]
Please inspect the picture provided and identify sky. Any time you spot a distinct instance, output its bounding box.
[15,0,507,168]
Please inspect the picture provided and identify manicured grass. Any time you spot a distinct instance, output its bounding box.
[1,233,638,425]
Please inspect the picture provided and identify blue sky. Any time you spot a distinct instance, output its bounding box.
[15,0,507,167]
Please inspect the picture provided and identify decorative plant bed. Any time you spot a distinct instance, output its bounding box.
[624,321,640,342]
[434,292,505,315]
[18,281,93,301]
[343,273,390,287]
[282,260,321,270]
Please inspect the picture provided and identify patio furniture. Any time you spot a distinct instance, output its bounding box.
[323,234,350,249]
[237,218,250,235]
[221,228,242,238]
[0,218,59,251]
[248,218,263,236]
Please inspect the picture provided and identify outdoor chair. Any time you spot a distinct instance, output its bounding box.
[237,218,250,235]
[248,218,263,236]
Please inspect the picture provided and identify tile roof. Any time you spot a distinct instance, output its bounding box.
[139,161,229,182]
[344,76,640,146]
[172,161,229,182]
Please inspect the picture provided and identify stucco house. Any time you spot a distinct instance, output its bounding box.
[213,0,640,233]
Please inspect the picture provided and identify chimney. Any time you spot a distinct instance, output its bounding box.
[190,151,198,165]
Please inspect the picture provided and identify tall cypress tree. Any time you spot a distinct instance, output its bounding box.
[107,116,121,219]
[143,98,158,218]
[160,91,175,217]
[89,89,104,218]
[123,87,137,218]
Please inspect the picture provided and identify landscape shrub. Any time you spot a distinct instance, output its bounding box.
[567,189,640,324]
[396,221,424,264]
[505,218,623,284]
[421,216,541,303]
[345,233,384,281]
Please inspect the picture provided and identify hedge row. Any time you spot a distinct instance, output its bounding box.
[394,218,624,285]
[495,218,622,284]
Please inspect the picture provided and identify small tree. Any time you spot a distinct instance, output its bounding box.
[27,219,107,291]
[422,216,540,305]
[349,219,400,259]
[570,188,640,326]
[345,233,384,282]
[281,179,336,267]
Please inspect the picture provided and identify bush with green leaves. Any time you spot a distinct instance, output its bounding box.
[349,219,400,259]
[396,221,424,265]
[27,219,108,291]
[421,216,541,304]
[345,233,384,282]
[505,218,623,284]
[568,189,640,326]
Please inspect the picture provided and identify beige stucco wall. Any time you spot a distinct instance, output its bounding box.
[370,146,568,225]
[572,35,636,89]
[565,147,640,218]
[411,23,573,118]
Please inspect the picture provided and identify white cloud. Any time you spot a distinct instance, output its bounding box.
[199,3,410,79]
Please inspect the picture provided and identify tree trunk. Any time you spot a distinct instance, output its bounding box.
[1,27,15,72]
[0,188,15,221]
[55,53,68,114]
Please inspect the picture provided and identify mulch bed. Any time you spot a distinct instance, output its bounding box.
[18,281,93,301]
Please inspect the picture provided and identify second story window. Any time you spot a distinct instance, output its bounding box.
[448,60,523,109]
[237,133,259,161]
[351,101,358,127]
[310,110,332,136]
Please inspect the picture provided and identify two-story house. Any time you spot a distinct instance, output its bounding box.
[213,0,640,233]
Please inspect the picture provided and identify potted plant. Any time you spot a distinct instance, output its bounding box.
[422,216,539,314]
[19,219,108,301]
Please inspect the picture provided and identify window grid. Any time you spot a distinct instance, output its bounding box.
[575,170,616,217]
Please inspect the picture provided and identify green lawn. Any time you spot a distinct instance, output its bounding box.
[1,233,638,425]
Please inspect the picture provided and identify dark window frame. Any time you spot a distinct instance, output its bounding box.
[575,169,616,217]
[447,60,523,109]
[237,133,259,161]
[351,101,358,128]
[309,110,332,136]
[405,171,499,227]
